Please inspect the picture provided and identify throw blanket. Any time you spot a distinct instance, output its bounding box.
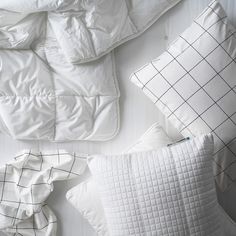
[0,151,87,236]
[0,0,181,141]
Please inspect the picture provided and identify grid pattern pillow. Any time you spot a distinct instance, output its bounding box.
[88,135,223,236]
[0,151,87,235]
[130,0,236,191]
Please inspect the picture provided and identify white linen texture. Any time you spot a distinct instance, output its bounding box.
[0,151,87,236]
[130,0,236,191]
[66,123,172,236]
[0,0,182,141]
[88,134,223,236]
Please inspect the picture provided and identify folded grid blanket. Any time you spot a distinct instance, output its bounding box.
[0,0,181,141]
[1,204,57,236]
[0,151,87,236]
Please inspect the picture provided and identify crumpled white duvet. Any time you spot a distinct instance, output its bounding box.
[0,151,87,236]
[0,0,182,63]
[0,0,181,141]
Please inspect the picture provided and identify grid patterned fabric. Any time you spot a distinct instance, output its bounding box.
[130,0,236,191]
[89,135,223,236]
[0,151,87,236]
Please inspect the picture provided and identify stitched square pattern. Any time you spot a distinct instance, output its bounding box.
[89,135,223,236]
[130,0,236,191]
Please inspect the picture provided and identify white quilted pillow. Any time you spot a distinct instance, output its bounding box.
[130,0,236,191]
[66,123,171,236]
[88,134,223,236]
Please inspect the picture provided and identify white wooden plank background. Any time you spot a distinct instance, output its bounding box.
[0,0,236,235]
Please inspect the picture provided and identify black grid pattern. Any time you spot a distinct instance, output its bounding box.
[130,0,236,191]
[0,151,87,235]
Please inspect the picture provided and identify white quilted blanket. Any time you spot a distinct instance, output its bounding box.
[0,0,181,141]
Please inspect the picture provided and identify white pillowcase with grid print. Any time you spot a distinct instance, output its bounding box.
[130,0,236,191]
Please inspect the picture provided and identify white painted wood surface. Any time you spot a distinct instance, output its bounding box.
[0,0,236,235]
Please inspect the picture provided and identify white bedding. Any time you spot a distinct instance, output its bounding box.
[0,0,236,235]
[0,0,182,141]
[88,135,223,236]
[130,0,236,192]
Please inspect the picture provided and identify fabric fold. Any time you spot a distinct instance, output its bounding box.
[0,150,87,236]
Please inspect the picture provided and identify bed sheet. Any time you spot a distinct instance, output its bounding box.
[0,0,236,235]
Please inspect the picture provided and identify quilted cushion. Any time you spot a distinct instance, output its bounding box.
[130,0,236,191]
[66,123,172,236]
[88,134,223,236]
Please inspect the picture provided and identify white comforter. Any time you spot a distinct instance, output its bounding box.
[0,0,181,141]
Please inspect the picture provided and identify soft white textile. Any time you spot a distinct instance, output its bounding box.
[0,204,57,236]
[0,0,182,63]
[0,0,181,141]
[130,0,236,191]
[88,134,223,235]
[66,123,172,236]
[0,151,87,236]
[0,49,120,141]
[67,124,236,236]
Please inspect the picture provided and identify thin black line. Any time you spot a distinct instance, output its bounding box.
[213,135,236,156]
[152,31,235,114]
[1,199,42,205]
[17,182,51,189]
[163,50,236,160]
[12,221,57,230]
[179,60,236,132]
[0,165,8,202]
[0,210,25,221]
[47,167,53,184]
[177,34,236,127]
[212,110,236,133]
[208,4,236,41]
[193,20,236,63]
[39,152,43,172]
[67,154,76,179]
[214,159,236,178]
[14,153,27,160]
[139,15,227,90]
[213,159,234,181]
[17,151,31,187]
[12,200,21,226]
[41,205,49,223]
[195,0,217,20]
[32,209,36,236]
[134,68,195,136]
